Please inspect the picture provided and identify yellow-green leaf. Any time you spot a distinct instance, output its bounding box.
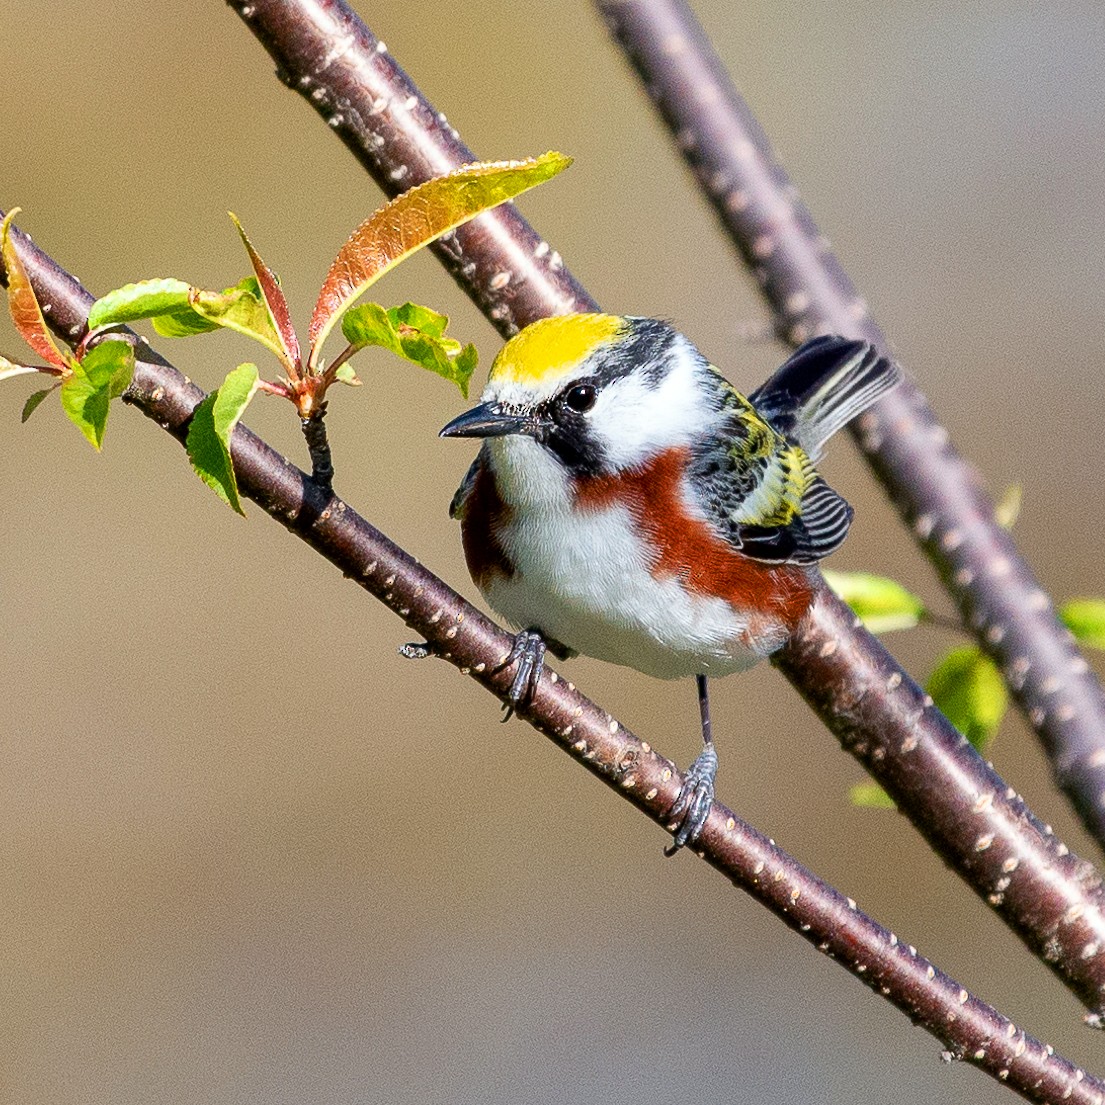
[823,570,926,633]
[849,782,896,809]
[59,338,134,450]
[341,302,478,396]
[87,278,194,328]
[185,363,261,515]
[927,646,1007,754]
[995,484,1022,529]
[189,277,285,360]
[308,152,571,367]
[1060,599,1105,650]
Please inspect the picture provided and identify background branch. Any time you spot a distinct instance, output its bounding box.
[594,0,1105,849]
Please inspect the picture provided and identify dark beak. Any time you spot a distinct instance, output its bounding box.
[439,402,529,439]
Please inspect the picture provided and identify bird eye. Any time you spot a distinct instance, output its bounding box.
[565,384,597,413]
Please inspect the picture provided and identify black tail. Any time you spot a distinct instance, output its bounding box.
[749,336,901,459]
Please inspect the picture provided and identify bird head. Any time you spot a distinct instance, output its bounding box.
[440,314,719,481]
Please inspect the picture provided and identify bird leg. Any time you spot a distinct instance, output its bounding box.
[494,628,548,720]
[664,674,718,855]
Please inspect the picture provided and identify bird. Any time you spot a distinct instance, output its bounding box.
[439,313,900,853]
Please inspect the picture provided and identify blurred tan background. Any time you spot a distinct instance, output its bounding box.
[2,3,1104,1103]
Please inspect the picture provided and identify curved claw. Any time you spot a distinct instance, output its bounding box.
[494,629,546,720]
[664,743,719,856]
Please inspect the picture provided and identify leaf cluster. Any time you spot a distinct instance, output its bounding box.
[1,154,570,509]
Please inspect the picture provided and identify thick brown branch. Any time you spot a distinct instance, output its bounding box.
[594,0,1105,851]
[3,215,1104,1105]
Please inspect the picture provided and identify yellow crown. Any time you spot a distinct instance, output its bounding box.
[489,313,625,389]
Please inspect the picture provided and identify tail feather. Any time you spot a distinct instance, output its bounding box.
[749,336,901,459]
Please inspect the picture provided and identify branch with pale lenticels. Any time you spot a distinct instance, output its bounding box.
[2,211,1104,1105]
[224,0,1105,1021]
[593,0,1105,853]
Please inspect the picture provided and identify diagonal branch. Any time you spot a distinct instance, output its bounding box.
[223,0,1105,1018]
[593,0,1105,850]
[2,216,1103,1105]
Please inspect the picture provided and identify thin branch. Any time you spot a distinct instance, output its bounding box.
[2,220,1103,1105]
[593,0,1105,851]
[223,0,1105,1017]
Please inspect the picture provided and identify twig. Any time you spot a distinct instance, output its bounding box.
[2,217,1103,1105]
[593,0,1105,851]
[223,0,1105,1017]
[300,406,334,490]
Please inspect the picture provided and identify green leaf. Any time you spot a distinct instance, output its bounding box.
[21,386,57,423]
[58,338,134,449]
[849,782,896,809]
[927,646,1008,754]
[152,308,221,338]
[390,301,451,339]
[89,276,286,362]
[1060,599,1105,650]
[188,277,284,360]
[341,301,478,396]
[308,152,572,366]
[185,362,261,515]
[87,278,194,328]
[995,484,1022,529]
[822,570,926,633]
[334,363,361,386]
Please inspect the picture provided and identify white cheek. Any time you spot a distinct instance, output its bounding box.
[588,341,716,469]
[486,435,573,511]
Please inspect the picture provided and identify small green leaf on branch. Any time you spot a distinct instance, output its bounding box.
[823,570,926,633]
[1060,600,1105,651]
[341,302,477,396]
[21,386,57,423]
[58,338,134,449]
[185,362,261,515]
[88,278,195,328]
[995,484,1022,529]
[849,782,897,809]
[927,645,1007,754]
[88,276,286,360]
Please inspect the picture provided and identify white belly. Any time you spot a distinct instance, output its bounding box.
[483,499,771,680]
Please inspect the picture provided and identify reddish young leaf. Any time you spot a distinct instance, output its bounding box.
[1,209,72,373]
[229,213,301,378]
[307,153,571,368]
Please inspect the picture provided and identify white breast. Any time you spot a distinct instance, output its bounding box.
[480,438,771,680]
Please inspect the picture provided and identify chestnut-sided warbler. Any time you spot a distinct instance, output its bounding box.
[440,314,900,852]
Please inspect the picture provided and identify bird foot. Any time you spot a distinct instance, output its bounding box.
[664,742,718,856]
[494,629,547,721]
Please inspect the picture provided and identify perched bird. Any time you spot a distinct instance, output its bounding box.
[440,314,900,852]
